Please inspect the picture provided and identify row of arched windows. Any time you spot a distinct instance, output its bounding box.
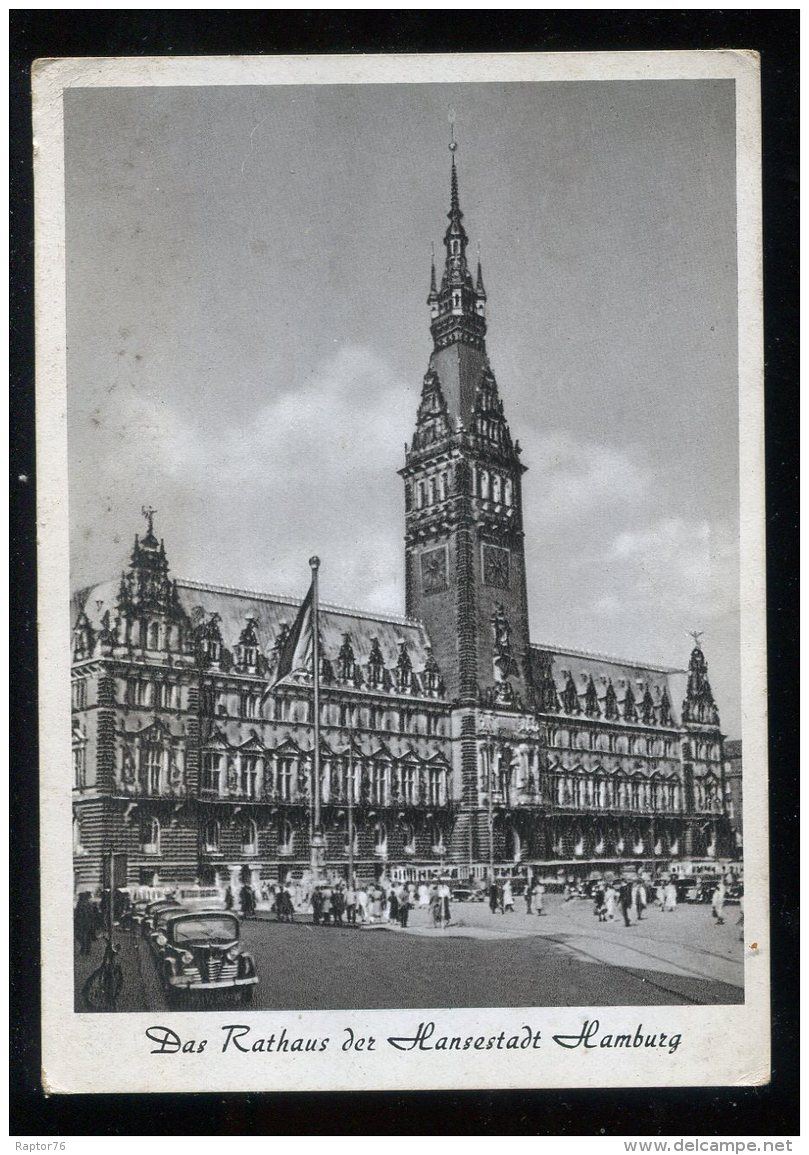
[555,773,683,813]
[197,818,446,858]
[416,470,451,510]
[200,751,449,808]
[547,727,677,758]
[476,467,513,506]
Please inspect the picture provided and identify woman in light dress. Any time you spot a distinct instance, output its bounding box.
[711,881,726,925]
[418,882,430,908]
[664,881,678,912]
[604,884,618,921]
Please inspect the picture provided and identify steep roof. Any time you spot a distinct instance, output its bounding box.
[529,642,686,728]
[73,577,437,681]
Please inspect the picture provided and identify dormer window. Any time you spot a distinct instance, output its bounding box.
[452,290,462,309]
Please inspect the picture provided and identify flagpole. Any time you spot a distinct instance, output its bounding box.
[309,555,324,880]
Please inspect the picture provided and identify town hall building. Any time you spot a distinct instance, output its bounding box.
[71,147,734,895]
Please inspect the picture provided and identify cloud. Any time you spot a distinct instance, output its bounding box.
[608,516,738,620]
[71,345,416,612]
[524,432,651,529]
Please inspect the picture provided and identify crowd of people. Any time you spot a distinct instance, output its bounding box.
[76,870,744,954]
[256,879,454,929]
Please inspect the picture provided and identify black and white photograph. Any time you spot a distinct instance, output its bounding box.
[33,50,769,1093]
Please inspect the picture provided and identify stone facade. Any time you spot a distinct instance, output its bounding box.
[71,150,736,895]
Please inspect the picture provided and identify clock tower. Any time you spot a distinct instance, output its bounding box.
[400,140,533,712]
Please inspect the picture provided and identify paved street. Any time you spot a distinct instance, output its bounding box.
[75,893,744,1012]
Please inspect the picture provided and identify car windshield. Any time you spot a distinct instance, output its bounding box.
[172,916,238,944]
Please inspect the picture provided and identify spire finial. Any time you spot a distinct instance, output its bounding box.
[688,629,704,648]
[448,107,457,153]
[141,505,157,537]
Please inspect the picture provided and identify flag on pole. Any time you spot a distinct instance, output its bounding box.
[270,580,315,689]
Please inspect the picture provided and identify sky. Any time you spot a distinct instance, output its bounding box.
[64,79,741,736]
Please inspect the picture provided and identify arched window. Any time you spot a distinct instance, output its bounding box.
[202,752,221,794]
[428,768,445,806]
[371,762,387,805]
[373,822,388,857]
[203,819,220,853]
[505,825,521,861]
[276,757,293,800]
[342,825,358,856]
[418,481,426,509]
[401,764,418,805]
[278,820,294,856]
[491,474,501,503]
[72,739,87,790]
[145,744,162,794]
[241,819,257,856]
[503,478,513,505]
[402,823,416,854]
[431,822,445,854]
[142,817,160,855]
[148,621,160,649]
[73,814,85,855]
[429,477,438,504]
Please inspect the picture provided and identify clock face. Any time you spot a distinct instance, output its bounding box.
[421,546,448,594]
[483,544,510,590]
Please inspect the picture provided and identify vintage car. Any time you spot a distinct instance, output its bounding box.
[152,910,258,1006]
[139,897,183,936]
[147,904,186,952]
[121,898,152,932]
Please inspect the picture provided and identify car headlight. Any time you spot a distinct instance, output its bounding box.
[180,951,193,966]
[226,945,240,961]
[155,933,167,947]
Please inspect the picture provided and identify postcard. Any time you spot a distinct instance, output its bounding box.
[34,50,768,1093]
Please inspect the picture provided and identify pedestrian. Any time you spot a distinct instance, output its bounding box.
[388,887,399,924]
[333,886,345,926]
[488,880,499,914]
[74,892,96,956]
[634,881,647,922]
[398,886,410,928]
[437,881,451,928]
[344,884,356,925]
[563,883,571,903]
[619,881,634,927]
[604,884,617,921]
[593,886,606,922]
[664,880,678,912]
[535,882,546,916]
[711,881,726,925]
[655,882,665,910]
[502,879,514,913]
[525,881,533,915]
[356,886,368,924]
[225,885,234,911]
[418,881,430,909]
[321,885,333,926]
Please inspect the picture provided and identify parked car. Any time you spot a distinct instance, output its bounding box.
[140,898,183,936]
[147,904,186,952]
[121,898,152,932]
[152,910,258,1007]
